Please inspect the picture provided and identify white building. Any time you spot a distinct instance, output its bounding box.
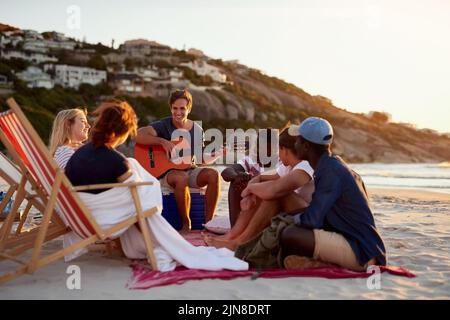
[23,40,49,53]
[169,68,184,83]
[17,66,54,89]
[45,40,76,51]
[132,66,184,84]
[0,33,24,48]
[110,73,144,95]
[123,39,151,56]
[51,32,69,42]
[23,29,43,40]
[0,74,9,85]
[187,48,205,58]
[0,50,58,64]
[45,64,107,89]
[103,52,127,64]
[140,68,159,81]
[133,66,160,81]
[122,39,172,57]
[180,60,227,83]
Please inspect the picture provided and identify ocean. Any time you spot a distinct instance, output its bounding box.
[2,162,450,195]
[349,162,450,194]
[1,162,450,216]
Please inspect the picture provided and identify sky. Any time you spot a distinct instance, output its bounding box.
[1,0,449,133]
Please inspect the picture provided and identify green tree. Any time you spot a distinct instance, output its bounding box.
[0,58,30,72]
[154,59,173,69]
[87,54,107,70]
[41,31,54,40]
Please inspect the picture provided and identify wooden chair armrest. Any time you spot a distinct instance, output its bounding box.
[25,194,40,199]
[72,181,153,192]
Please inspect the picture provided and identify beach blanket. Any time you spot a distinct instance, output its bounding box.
[127,231,416,290]
[64,158,248,272]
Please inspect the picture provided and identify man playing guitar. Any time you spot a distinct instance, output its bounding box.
[135,89,223,231]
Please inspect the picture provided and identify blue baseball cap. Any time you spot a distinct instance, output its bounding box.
[288,117,333,145]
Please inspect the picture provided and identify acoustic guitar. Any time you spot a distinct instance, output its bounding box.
[135,138,249,178]
[135,138,194,178]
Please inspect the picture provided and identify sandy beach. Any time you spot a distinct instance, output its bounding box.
[1,185,449,300]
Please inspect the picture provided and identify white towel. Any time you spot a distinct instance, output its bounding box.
[66,158,248,272]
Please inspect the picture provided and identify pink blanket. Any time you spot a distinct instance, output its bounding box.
[127,231,415,290]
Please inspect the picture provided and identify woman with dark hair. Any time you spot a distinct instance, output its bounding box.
[64,100,248,271]
[65,100,137,191]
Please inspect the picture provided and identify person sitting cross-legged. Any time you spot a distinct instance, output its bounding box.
[205,126,314,251]
[220,128,274,228]
[280,117,386,271]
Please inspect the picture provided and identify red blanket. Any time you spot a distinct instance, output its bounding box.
[127,231,415,290]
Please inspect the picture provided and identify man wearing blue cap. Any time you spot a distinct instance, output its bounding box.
[281,117,386,271]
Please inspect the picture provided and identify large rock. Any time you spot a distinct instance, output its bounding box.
[189,90,224,121]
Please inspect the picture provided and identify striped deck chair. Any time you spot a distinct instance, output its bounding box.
[0,153,66,264]
[0,152,23,220]
[0,151,48,234]
[0,98,158,284]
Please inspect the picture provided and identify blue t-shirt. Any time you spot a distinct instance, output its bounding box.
[65,142,129,194]
[150,117,204,164]
[293,152,387,266]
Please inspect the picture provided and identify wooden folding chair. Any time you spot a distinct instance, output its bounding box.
[0,151,49,234]
[0,152,65,267]
[0,153,19,220]
[0,97,158,284]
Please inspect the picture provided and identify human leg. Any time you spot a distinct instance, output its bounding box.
[194,168,221,222]
[166,170,191,230]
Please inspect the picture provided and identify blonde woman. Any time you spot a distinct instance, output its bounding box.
[49,108,90,169]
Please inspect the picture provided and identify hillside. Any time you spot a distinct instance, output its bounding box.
[187,65,450,163]
[1,24,449,163]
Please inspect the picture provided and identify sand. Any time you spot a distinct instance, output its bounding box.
[0,186,449,299]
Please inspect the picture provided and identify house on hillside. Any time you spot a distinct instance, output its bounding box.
[122,39,173,58]
[0,74,13,88]
[0,31,24,48]
[17,66,54,89]
[109,73,145,96]
[0,49,58,64]
[180,60,226,83]
[187,48,205,58]
[23,39,49,53]
[44,64,107,89]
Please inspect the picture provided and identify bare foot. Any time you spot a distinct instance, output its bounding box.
[204,234,239,251]
[201,230,234,242]
[179,226,191,235]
